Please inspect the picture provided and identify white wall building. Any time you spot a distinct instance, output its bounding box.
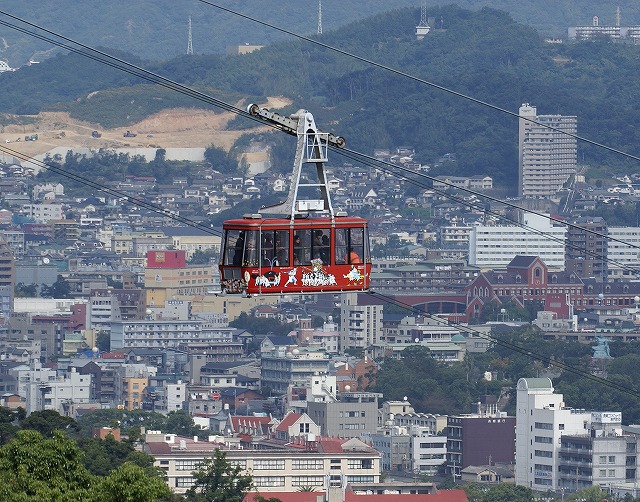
[469,213,566,270]
[340,293,383,351]
[22,203,64,223]
[110,319,232,349]
[413,432,447,475]
[607,227,640,278]
[515,377,591,491]
[25,368,92,414]
[518,103,577,197]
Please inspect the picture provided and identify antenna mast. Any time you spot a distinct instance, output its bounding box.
[416,0,430,40]
[317,0,323,35]
[420,0,428,26]
[187,16,193,55]
[616,6,621,27]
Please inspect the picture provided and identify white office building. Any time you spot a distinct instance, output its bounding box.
[607,227,640,278]
[340,293,383,351]
[518,103,577,197]
[413,432,447,475]
[468,213,566,270]
[516,377,591,491]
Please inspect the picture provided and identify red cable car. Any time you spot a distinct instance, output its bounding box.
[219,105,371,295]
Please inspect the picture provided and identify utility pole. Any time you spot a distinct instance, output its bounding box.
[187,16,193,55]
[317,0,323,35]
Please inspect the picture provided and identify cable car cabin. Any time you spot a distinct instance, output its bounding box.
[219,216,371,295]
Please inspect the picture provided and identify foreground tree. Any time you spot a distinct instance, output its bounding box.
[19,409,79,437]
[464,482,535,502]
[0,430,171,501]
[185,449,253,502]
[0,430,94,500]
[96,461,171,502]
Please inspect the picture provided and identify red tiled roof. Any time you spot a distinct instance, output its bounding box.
[317,437,348,453]
[245,492,321,502]
[346,490,468,501]
[275,412,302,432]
[230,415,272,435]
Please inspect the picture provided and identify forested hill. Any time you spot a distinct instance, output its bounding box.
[3,6,640,190]
[2,0,640,66]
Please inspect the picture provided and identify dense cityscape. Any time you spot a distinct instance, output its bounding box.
[1,2,640,502]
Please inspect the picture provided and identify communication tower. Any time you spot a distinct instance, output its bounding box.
[187,16,193,55]
[416,0,430,40]
[317,0,323,35]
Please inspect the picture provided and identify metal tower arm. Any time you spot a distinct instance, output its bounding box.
[247,104,345,218]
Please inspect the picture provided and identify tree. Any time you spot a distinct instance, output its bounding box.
[96,330,111,352]
[78,434,157,477]
[204,145,237,174]
[185,449,253,502]
[0,430,95,500]
[20,409,79,437]
[464,483,534,502]
[40,275,72,298]
[165,409,204,438]
[188,249,218,265]
[93,462,171,502]
[14,283,38,297]
[565,486,609,502]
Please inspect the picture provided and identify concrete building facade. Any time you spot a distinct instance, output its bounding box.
[518,103,577,197]
[515,377,591,491]
[469,213,566,270]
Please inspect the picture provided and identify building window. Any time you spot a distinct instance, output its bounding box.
[253,459,285,470]
[292,459,323,470]
[346,476,374,484]
[347,459,373,469]
[175,460,202,471]
[175,477,195,488]
[292,476,324,487]
[253,476,285,487]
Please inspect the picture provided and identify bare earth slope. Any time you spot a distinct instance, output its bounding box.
[0,96,291,159]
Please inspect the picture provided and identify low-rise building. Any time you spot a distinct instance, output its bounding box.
[145,431,381,494]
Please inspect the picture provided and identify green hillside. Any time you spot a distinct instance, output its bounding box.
[2,0,640,66]
[2,6,640,194]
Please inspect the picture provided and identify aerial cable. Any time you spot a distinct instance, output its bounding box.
[336,147,640,276]
[0,11,636,401]
[0,143,223,237]
[368,291,640,400]
[196,0,640,164]
[0,12,637,262]
[338,146,640,255]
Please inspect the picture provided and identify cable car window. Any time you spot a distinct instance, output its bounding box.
[312,229,330,264]
[335,228,347,264]
[294,230,312,265]
[262,231,275,266]
[242,230,259,267]
[262,230,290,267]
[335,227,365,265]
[222,230,243,266]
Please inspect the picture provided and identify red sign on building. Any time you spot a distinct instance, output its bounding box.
[146,250,186,268]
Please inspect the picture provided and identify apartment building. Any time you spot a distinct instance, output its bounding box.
[340,293,384,351]
[518,103,577,197]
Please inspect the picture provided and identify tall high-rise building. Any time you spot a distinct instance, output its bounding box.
[518,103,577,197]
[0,239,14,321]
